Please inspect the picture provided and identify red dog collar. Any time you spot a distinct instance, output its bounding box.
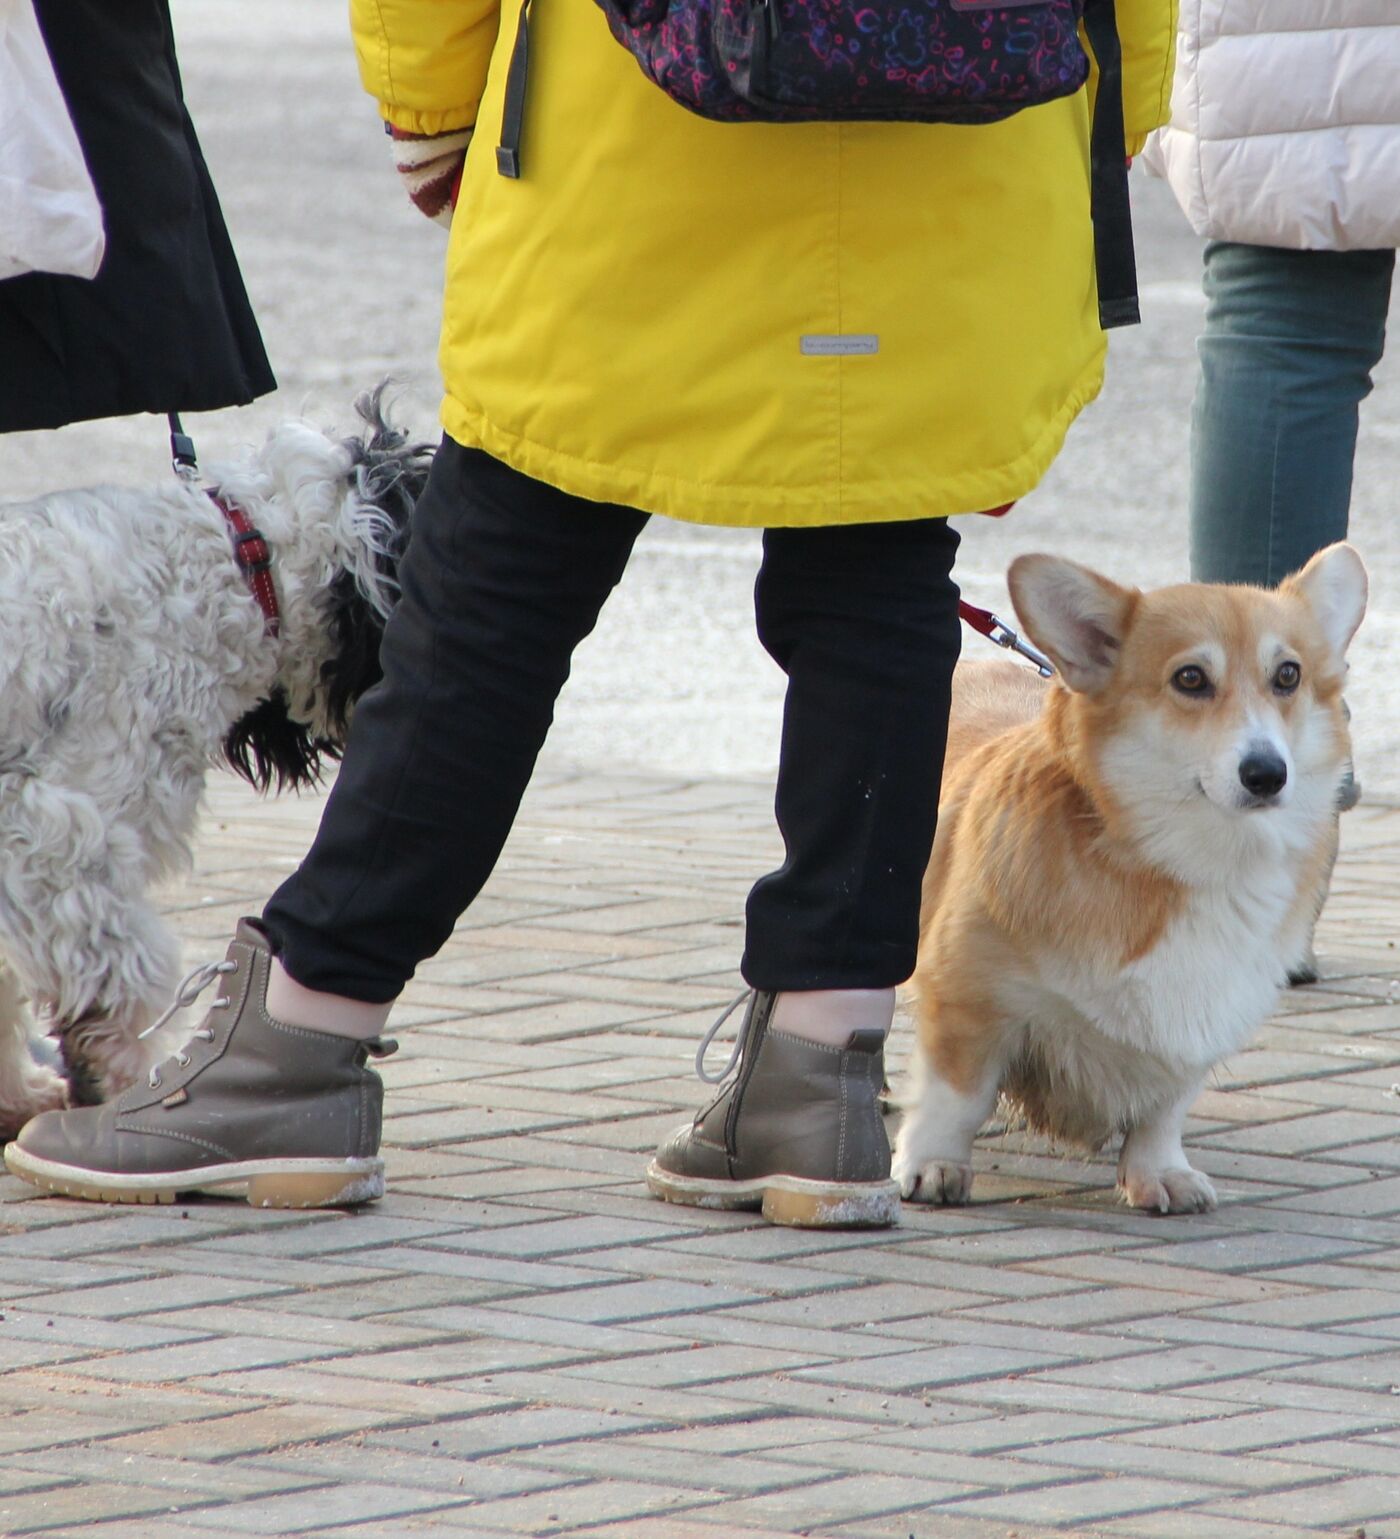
[209,491,279,637]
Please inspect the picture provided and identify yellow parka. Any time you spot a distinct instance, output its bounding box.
[352,0,1176,526]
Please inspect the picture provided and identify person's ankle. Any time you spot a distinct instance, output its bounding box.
[265,960,392,1040]
[769,988,894,1047]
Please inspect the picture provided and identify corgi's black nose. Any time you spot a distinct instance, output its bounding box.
[1239,751,1288,799]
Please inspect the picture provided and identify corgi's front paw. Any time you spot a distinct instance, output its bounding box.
[897,1157,974,1205]
[1120,1164,1217,1215]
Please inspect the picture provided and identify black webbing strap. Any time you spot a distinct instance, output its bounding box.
[497,0,534,177]
[1082,0,1140,329]
[167,412,199,479]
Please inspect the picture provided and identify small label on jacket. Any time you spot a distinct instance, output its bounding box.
[800,334,879,357]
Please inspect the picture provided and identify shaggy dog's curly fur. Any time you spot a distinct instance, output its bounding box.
[0,391,432,1137]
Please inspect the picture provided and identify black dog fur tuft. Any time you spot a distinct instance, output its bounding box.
[221,386,435,793]
[223,688,335,794]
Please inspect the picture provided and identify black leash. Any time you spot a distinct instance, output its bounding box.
[167,411,200,481]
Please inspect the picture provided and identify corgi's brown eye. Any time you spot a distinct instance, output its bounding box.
[1172,666,1210,695]
[1275,661,1302,692]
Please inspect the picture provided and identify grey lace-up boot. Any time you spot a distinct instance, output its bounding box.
[4,919,393,1208]
[647,990,900,1228]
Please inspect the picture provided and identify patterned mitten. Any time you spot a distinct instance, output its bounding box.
[388,125,472,228]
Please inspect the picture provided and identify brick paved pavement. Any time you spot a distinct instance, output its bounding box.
[3,769,1400,1539]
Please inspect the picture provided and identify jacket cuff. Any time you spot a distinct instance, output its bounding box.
[378,102,477,137]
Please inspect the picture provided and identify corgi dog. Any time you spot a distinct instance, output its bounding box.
[892,543,1367,1214]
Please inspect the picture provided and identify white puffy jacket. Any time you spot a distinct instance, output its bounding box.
[1143,0,1400,250]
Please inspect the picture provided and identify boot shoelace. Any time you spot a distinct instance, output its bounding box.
[137,958,238,1089]
[695,989,756,1084]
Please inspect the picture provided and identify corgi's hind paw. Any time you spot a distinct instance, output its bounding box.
[896,1157,974,1205]
[1120,1165,1217,1215]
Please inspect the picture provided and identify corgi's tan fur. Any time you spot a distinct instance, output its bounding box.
[893,544,1367,1214]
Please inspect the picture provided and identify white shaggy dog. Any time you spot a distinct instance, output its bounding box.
[0,392,432,1138]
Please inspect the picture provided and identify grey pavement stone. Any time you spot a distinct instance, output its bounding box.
[184,1367,512,1420]
[0,1256,152,1297]
[856,1313,1159,1364]
[148,1304,440,1351]
[55,1335,358,1385]
[510,1438,813,1498]
[937,1476,1218,1526]
[425,1479,721,1534]
[384,1408,668,1461]
[304,1340,584,1385]
[11,1272,296,1319]
[1110,1312,1397,1360]
[7,1447,314,1502]
[1019,1253,1317,1303]
[835,1519,1114,1539]
[372,1301,675,1356]
[476,1277,765,1323]
[934,1376,1245,1426]
[0,1369,237,1428]
[47,1525,255,1539]
[549,1342,830,1388]
[1037,1344,1308,1392]
[643,1308,998,1365]
[1127,1228,1384,1273]
[0,1407,192,1457]
[257,1444,575,1502]
[97,1406,401,1460]
[760,1436,1069,1491]
[418,1367,754,1425]
[1270,1173,1400,1218]
[1263,1437,1400,1475]
[796,1343,1073,1392]
[885,1410,1139,1455]
[1010,1438,1337,1493]
[1272,1348,1400,1393]
[1096,1516,1338,1539]
[718,1280,996,1330]
[439,1213,705,1258]
[1183,1376,1400,1419]
[620,1415,929,1455]
[959,1288,1211,1328]
[1204,1474,1400,1528]
[562,1242,857,1296]
[681,1473,984,1529]
[0,1479,242,1535]
[173,1483,475,1535]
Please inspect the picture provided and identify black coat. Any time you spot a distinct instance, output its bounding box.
[0,0,275,432]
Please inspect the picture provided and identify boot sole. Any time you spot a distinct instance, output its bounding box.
[3,1144,384,1209]
[645,1161,900,1228]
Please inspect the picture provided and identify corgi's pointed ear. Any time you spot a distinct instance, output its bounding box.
[1283,542,1367,663]
[1007,555,1136,694]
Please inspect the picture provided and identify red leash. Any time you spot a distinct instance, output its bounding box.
[168,413,280,637]
[956,502,1054,676]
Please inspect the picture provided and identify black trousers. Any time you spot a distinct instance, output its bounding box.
[263,442,961,1001]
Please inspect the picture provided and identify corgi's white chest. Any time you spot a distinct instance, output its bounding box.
[1027,867,1295,1071]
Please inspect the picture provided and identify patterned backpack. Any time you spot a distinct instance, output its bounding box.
[497,0,1138,328]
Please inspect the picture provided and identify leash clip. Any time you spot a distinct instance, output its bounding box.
[168,412,200,483]
[985,617,1055,678]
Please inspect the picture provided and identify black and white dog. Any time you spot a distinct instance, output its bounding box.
[0,390,432,1137]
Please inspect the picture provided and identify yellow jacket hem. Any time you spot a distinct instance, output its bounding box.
[440,356,1106,528]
